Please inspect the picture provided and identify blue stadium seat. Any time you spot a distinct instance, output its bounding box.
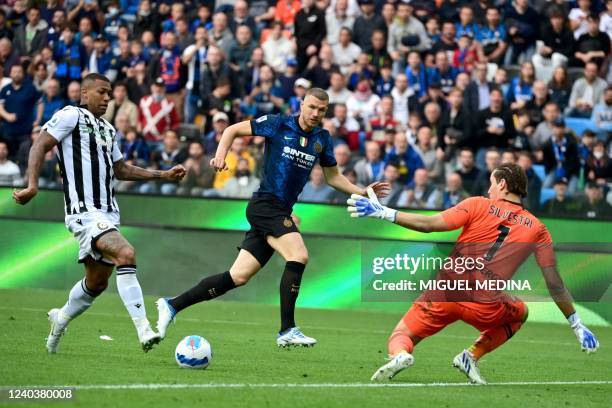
[565,118,595,137]
[532,164,546,182]
[540,188,556,206]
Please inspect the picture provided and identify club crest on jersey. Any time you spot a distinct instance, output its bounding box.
[299,136,308,147]
[314,142,322,153]
[283,218,293,228]
[97,222,109,230]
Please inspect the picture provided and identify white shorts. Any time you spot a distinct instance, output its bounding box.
[65,211,121,265]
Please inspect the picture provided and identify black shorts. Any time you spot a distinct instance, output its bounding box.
[238,196,299,267]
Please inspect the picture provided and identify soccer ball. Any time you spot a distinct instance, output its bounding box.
[175,335,212,369]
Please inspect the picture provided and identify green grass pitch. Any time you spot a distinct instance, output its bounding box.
[0,288,610,407]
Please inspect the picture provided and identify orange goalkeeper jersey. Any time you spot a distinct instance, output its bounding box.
[440,197,557,281]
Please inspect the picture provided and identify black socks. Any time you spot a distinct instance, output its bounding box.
[279,261,306,333]
[169,271,236,313]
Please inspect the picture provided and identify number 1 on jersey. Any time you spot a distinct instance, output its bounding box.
[484,225,511,262]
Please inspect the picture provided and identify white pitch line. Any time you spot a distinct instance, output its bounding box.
[1,381,611,390]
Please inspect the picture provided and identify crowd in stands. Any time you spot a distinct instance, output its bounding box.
[0,0,610,219]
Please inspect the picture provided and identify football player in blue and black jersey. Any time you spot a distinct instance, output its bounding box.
[156,88,389,347]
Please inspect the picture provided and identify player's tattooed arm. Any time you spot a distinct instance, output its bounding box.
[540,265,575,317]
[113,160,186,181]
[13,131,58,205]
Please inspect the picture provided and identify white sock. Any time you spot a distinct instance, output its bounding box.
[116,266,147,325]
[59,279,98,324]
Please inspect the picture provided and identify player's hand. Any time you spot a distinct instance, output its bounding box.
[13,186,38,205]
[364,181,391,198]
[164,165,186,181]
[568,312,599,354]
[210,156,229,172]
[346,187,397,222]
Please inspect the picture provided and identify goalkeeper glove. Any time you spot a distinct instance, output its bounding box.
[567,312,599,354]
[346,187,397,222]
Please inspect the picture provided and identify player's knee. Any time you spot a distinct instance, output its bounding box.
[287,249,308,265]
[115,245,136,265]
[229,269,253,287]
[87,278,109,293]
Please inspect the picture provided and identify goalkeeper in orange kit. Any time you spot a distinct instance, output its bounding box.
[347,163,600,384]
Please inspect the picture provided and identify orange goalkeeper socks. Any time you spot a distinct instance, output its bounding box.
[388,328,415,356]
[469,321,523,360]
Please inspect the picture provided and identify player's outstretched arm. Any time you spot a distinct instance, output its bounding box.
[322,165,390,198]
[346,187,453,233]
[13,131,58,205]
[112,160,186,182]
[541,265,599,353]
[210,120,253,172]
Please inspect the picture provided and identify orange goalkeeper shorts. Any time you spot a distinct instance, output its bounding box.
[402,296,527,339]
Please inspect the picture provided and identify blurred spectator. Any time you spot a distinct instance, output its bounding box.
[573,14,610,69]
[440,88,471,152]
[433,172,469,209]
[213,136,256,189]
[384,131,424,185]
[431,20,457,56]
[332,27,362,75]
[294,0,326,72]
[230,0,257,36]
[577,182,612,218]
[505,0,539,65]
[354,140,384,186]
[303,44,339,89]
[140,129,187,195]
[506,61,535,111]
[208,12,233,57]
[548,66,571,111]
[14,6,48,58]
[103,82,138,128]
[347,52,375,90]
[455,147,482,195]
[0,64,42,158]
[390,73,411,126]
[405,51,428,103]
[378,161,404,206]
[219,157,260,198]
[125,62,150,105]
[326,0,354,46]
[475,88,514,164]
[532,9,573,82]
[203,111,230,154]
[569,0,593,40]
[66,80,81,106]
[463,62,497,117]
[138,77,179,143]
[541,118,580,193]
[602,0,612,40]
[88,35,114,80]
[327,71,352,106]
[278,59,300,101]
[387,1,431,75]
[472,148,501,196]
[177,141,215,196]
[543,177,577,216]
[525,80,550,125]
[249,65,284,117]
[428,51,459,95]
[532,101,560,149]
[568,62,608,118]
[115,128,150,192]
[0,139,21,186]
[586,141,612,182]
[276,0,302,32]
[153,31,184,118]
[346,78,380,125]
[592,86,612,134]
[37,78,65,126]
[53,26,87,87]
[452,33,479,74]
[262,21,295,74]
[299,164,334,202]
[477,7,507,65]
[331,103,360,148]
[353,0,387,50]
[181,26,209,123]
[334,143,353,173]
[517,151,541,211]
[369,95,397,142]
[229,26,257,74]
[413,125,439,177]
[329,168,359,204]
[400,167,438,209]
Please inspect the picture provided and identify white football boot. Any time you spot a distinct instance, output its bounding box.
[46,308,69,354]
[155,298,176,339]
[452,350,487,385]
[371,351,415,381]
[276,327,317,347]
[135,319,161,352]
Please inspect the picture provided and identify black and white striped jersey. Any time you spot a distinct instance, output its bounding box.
[42,105,123,215]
